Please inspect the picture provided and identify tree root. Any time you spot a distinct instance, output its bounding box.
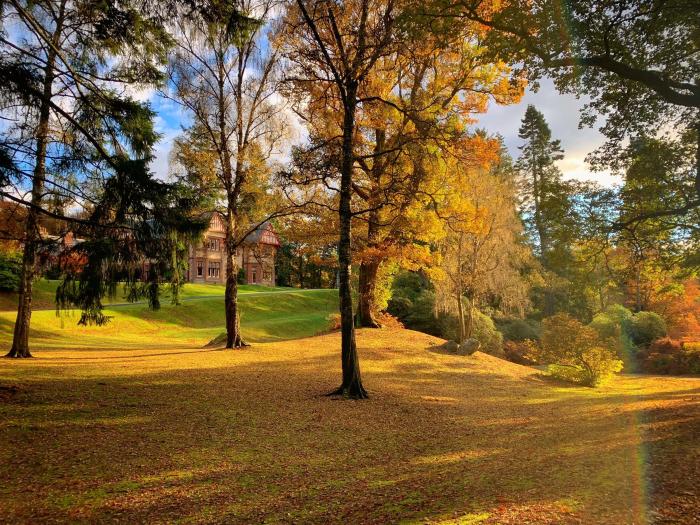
[325,383,369,400]
[5,348,33,358]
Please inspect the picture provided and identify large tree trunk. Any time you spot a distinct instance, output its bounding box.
[695,120,700,202]
[7,8,64,358]
[357,258,381,328]
[357,129,384,328]
[329,82,367,399]
[224,212,247,349]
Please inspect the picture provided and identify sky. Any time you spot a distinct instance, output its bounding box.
[476,78,619,186]
[148,77,620,187]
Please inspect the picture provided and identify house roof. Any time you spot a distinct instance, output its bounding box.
[202,212,280,247]
[243,222,280,247]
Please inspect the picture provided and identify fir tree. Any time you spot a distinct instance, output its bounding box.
[0,0,205,357]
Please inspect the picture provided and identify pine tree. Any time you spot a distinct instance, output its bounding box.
[0,0,204,357]
[515,105,578,315]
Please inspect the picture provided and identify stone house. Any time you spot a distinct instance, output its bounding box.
[186,213,280,286]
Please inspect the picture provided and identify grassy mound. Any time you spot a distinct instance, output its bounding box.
[0,284,337,349]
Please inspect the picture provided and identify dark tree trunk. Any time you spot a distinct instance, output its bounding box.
[225,212,247,349]
[7,7,65,358]
[695,120,700,202]
[329,82,367,399]
[357,259,381,328]
[8,250,37,358]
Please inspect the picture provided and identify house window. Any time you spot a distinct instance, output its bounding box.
[252,270,257,283]
[196,260,204,277]
[208,262,221,278]
[207,238,220,251]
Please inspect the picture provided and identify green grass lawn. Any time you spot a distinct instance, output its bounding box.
[0,281,338,349]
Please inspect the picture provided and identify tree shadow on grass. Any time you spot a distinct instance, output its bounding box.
[0,342,697,524]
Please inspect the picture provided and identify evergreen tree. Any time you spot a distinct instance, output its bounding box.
[0,0,205,357]
[515,105,578,315]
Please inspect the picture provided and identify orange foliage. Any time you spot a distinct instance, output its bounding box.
[649,278,700,341]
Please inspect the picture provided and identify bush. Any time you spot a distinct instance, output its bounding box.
[529,314,623,387]
[637,338,700,375]
[404,291,441,336]
[679,350,700,375]
[436,309,503,356]
[647,337,683,355]
[0,251,21,292]
[472,310,504,357]
[503,340,538,365]
[623,311,667,347]
[326,313,342,331]
[590,304,632,339]
[496,318,541,342]
[388,272,439,335]
[387,296,413,321]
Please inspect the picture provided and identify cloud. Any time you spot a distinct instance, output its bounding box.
[476,78,618,186]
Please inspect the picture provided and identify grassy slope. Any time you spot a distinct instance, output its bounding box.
[0,328,698,524]
[0,281,338,348]
[0,280,297,311]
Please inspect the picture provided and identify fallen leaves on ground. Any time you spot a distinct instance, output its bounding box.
[0,328,698,524]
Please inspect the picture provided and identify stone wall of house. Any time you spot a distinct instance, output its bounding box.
[186,215,278,286]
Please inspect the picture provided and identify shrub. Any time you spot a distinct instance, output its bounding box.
[590,304,632,339]
[387,296,413,321]
[503,340,538,365]
[388,274,439,336]
[472,310,504,357]
[436,309,503,356]
[637,338,700,375]
[497,318,541,342]
[623,311,667,347]
[0,251,21,292]
[679,350,700,375]
[326,313,342,331]
[529,314,623,387]
[404,291,441,336]
[647,337,683,355]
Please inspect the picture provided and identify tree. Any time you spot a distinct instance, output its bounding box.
[515,105,582,316]
[348,18,523,328]
[274,211,338,289]
[516,106,568,259]
[529,313,623,387]
[166,0,290,348]
[283,0,402,398]
[429,0,700,225]
[435,141,530,344]
[0,0,194,357]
